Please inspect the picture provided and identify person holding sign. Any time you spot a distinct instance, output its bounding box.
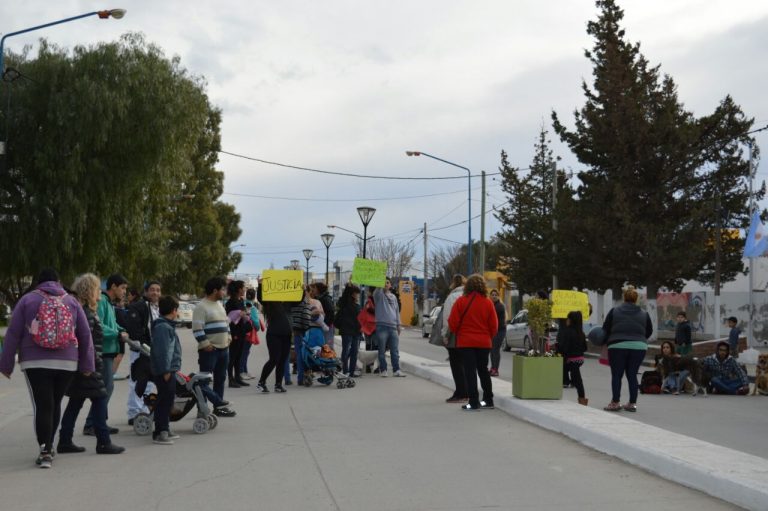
[374,279,405,377]
[256,283,294,393]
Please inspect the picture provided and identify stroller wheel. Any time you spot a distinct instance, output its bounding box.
[303,376,313,387]
[336,380,344,389]
[346,379,356,388]
[133,413,153,436]
[193,417,210,434]
[206,414,218,430]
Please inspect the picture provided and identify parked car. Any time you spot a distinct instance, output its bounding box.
[422,306,442,338]
[177,301,194,328]
[503,309,558,351]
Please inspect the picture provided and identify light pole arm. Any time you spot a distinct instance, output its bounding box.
[327,224,364,240]
[411,152,471,175]
[1,10,125,74]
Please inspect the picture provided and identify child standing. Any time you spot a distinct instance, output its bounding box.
[727,316,741,358]
[558,311,589,406]
[150,296,182,445]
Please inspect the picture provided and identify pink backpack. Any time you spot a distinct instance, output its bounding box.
[29,290,78,349]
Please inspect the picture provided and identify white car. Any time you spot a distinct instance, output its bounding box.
[503,309,558,351]
[422,306,442,338]
[177,301,194,328]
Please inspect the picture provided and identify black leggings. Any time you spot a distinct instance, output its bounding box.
[228,337,244,381]
[565,360,585,399]
[24,368,76,452]
[460,348,493,408]
[447,347,467,398]
[259,333,292,385]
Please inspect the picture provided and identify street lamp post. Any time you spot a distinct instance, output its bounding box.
[290,259,300,270]
[406,151,472,275]
[302,249,313,286]
[1,9,126,159]
[357,206,376,259]
[320,233,335,286]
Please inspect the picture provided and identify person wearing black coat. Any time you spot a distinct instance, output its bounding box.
[256,283,295,393]
[226,280,252,387]
[336,283,362,375]
[58,274,125,455]
[557,310,589,406]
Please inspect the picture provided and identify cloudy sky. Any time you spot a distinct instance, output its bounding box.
[3,1,768,277]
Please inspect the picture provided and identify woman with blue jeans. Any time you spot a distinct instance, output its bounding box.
[336,283,361,376]
[602,286,653,412]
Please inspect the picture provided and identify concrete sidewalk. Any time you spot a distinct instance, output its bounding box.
[399,351,768,511]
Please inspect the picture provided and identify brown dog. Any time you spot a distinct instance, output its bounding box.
[657,355,708,397]
[751,353,768,396]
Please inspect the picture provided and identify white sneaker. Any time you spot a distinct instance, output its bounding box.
[240,373,255,380]
[380,370,389,377]
[153,431,174,445]
[393,370,406,378]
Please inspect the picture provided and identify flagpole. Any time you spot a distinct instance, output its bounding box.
[748,142,755,348]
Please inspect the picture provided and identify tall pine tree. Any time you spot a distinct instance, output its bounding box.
[552,0,759,313]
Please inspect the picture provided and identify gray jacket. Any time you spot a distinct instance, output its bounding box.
[373,288,399,329]
[603,303,653,345]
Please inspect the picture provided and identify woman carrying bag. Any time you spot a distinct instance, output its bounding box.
[447,274,498,411]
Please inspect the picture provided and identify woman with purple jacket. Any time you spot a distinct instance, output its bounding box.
[0,269,94,468]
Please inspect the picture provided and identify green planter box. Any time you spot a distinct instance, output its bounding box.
[512,355,563,399]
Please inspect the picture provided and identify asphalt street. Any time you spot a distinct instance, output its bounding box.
[400,328,768,461]
[0,326,742,510]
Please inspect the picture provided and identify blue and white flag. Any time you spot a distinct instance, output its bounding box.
[744,211,768,258]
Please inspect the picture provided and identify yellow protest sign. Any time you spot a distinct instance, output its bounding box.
[551,290,590,320]
[350,258,387,288]
[260,270,304,302]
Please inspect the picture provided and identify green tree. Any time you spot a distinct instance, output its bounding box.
[551,0,759,302]
[0,34,241,301]
[494,128,576,294]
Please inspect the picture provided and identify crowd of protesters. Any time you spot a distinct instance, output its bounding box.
[0,267,757,468]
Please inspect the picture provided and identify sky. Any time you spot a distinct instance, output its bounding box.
[2,1,768,278]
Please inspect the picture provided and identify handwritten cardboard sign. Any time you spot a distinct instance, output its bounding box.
[350,258,387,288]
[260,270,304,302]
[551,290,590,320]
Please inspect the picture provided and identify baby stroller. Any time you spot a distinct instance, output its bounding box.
[300,337,355,389]
[125,339,219,435]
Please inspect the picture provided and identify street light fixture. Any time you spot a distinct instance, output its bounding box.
[302,249,314,286]
[0,9,126,158]
[290,259,300,270]
[356,206,376,259]
[320,233,335,285]
[406,151,472,275]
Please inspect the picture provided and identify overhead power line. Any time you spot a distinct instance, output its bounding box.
[219,150,505,180]
[222,184,498,203]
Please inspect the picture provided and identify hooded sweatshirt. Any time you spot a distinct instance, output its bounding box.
[373,288,399,329]
[0,281,95,374]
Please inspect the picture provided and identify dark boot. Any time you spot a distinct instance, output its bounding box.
[96,443,125,454]
[57,441,86,453]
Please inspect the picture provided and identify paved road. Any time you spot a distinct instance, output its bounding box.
[399,328,768,460]
[0,327,739,510]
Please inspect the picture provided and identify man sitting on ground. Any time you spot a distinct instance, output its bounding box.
[701,341,749,395]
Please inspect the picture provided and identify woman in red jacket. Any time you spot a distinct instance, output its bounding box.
[447,274,498,411]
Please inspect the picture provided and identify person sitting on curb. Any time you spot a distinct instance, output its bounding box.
[701,341,749,395]
[654,341,687,394]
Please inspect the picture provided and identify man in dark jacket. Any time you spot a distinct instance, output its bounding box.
[125,281,161,425]
[489,289,506,377]
[674,311,692,356]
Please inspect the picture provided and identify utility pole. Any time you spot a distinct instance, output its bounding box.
[479,171,486,276]
[748,142,755,346]
[551,161,558,291]
[714,195,722,340]
[423,222,428,321]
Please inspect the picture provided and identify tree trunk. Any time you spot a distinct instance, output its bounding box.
[646,283,658,342]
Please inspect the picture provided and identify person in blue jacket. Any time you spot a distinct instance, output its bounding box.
[150,296,182,445]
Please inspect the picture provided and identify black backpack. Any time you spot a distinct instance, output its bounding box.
[640,370,662,394]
